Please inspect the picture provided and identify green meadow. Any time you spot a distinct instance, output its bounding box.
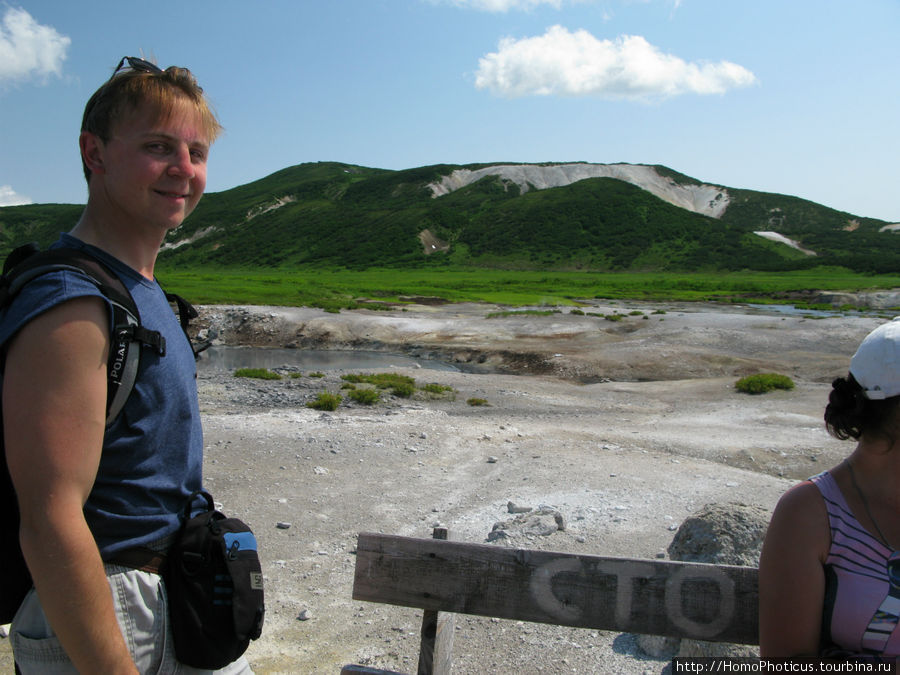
[155,265,900,310]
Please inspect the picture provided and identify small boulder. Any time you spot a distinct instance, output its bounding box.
[507,501,532,514]
[667,502,769,567]
[487,506,565,543]
[636,502,769,660]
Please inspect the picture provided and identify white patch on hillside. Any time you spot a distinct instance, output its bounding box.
[879,223,900,232]
[428,163,730,218]
[161,226,219,251]
[246,195,296,221]
[753,231,817,256]
[163,195,297,251]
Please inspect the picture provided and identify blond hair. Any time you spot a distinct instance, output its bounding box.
[81,63,222,182]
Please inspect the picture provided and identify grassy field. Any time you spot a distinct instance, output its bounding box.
[155,265,900,310]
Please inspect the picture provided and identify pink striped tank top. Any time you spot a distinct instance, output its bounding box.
[810,470,900,657]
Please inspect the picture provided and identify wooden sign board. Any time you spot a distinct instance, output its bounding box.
[353,532,759,645]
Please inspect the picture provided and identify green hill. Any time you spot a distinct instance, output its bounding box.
[1,161,897,273]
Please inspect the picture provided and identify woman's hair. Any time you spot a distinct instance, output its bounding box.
[825,373,900,441]
[80,62,222,182]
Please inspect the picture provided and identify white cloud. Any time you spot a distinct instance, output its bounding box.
[0,185,32,206]
[475,26,757,100]
[0,7,71,84]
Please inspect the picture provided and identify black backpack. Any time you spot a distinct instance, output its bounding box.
[0,243,207,623]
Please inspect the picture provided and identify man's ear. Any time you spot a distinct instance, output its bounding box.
[79,131,106,176]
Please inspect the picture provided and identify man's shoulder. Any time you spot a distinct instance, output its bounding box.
[0,262,112,348]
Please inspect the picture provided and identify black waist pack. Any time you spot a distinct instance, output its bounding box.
[164,491,265,669]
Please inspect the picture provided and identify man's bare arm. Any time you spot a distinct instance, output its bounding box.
[4,296,138,674]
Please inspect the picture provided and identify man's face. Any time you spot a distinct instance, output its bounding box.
[89,99,210,233]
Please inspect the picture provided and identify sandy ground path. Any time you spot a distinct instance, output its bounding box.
[1,302,888,673]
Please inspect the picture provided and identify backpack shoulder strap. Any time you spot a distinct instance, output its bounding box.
[0,243,161,425]
[165,290,211,358]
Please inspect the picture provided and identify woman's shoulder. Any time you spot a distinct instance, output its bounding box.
[773,478,828,523]
[781,476,826,503]
[765,476,832,562]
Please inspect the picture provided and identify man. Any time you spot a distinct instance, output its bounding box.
[2,57,250,673]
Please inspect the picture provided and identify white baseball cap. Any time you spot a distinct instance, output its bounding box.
[850,317,900,400]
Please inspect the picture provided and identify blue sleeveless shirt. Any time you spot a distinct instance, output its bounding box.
[0,234,203,556]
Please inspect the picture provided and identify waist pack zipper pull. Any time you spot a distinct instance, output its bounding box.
[228,540,240,560]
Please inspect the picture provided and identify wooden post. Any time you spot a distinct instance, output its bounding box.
[417,527,454,675]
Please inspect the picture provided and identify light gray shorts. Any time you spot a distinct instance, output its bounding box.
[10,563,253,674]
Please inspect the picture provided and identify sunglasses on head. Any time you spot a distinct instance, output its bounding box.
[111,56,164,78]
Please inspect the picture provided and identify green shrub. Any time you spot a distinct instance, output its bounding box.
[391,381,415,398]
[341,372,416,397]
[422,383,454,394]
[234,368,282,380]
[348,388,380,405]
[604,313,623,322]
[308,371,325,378]
[421,382,456,400]
[289,372,303,379]
[466,397,489,406]
[735,373,795,395]
[306,392,342,410]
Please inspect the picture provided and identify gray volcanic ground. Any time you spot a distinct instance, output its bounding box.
[1,301,887,673]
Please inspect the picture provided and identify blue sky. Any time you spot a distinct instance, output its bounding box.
[1,0,898,222]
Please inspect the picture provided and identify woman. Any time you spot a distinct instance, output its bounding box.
[759,317,900,659]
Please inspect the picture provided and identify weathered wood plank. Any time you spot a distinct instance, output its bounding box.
[352,532,759,645]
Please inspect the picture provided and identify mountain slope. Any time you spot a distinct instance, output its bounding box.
[0,161,897,272]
